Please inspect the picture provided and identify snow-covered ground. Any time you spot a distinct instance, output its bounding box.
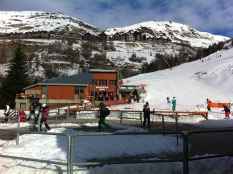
[0,123,233,174]
[0,123,183,174]
[124,47,233,111]
[107,41,181,66]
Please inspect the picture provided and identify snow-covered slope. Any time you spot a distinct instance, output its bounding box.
[105,21,229,48]
[0,11,98,35]
[124,47,233,110]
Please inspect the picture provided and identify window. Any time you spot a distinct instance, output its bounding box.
[98,80,107,86]
[75,87,85,98]
[110,80,117,86]
[42,86,48,95]
[92,80,98,85]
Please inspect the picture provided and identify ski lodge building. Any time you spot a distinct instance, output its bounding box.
[16,69,121,109]
[23,69,119,101]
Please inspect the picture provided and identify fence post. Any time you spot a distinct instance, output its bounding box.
[120,111,123,124]
[140,112,143,127]
[16,112,20,145]
[67,135,73,174]
[162,115,165,134]
[183,132,189,174]
[175,113,179,145]
[58,104,60,117]
[66,105,70,119]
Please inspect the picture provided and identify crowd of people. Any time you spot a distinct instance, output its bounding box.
[2,95,232,132]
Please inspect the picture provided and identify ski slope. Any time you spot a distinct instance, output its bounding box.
[124,47,233,110]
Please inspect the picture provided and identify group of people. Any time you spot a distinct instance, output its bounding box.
[166,96,177,111]
[128,89,140,104]
[207,98,231,119]
[3,96,50,131]
[142,97,177,128]
[28,97,50,131]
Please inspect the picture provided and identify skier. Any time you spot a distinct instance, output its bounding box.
[166,97,171,109]
[27,96,39,121]
[143,102,150,128]
[3,104,10,123]
[133,89,140,103]
[40,104,51,131]
[206,98,211,111]
[32,101,42,131]
[166,97,171,104]
[171,97,176,112]
[98,102,110,131]
[223,105,230,119]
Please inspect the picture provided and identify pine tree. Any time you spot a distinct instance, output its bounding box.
[0,46,31,108]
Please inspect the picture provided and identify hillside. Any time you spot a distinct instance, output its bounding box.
[0,11,230,80]
[124,41,233,110]
[0,11,98,35]
[105,21,228,48]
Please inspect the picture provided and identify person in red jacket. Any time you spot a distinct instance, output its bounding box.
[40,104,51,131]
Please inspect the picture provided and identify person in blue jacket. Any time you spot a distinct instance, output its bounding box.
[172,97,176,112]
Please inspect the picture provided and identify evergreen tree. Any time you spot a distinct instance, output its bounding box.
[0,46,31,108]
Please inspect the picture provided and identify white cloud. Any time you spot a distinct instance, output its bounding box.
[0,0,232,36]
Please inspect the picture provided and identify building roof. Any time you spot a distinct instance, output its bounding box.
[89,69,117,73]
[24,69,118,90]
[24,72,92,90]
[43,72,92,85]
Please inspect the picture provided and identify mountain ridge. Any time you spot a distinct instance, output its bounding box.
[105,20,229,48]
[0,11,231,80]
[0,11,229,46]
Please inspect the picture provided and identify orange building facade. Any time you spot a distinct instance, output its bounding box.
[24,69,119,101]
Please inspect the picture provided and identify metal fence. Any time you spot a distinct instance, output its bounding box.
[1,111,233,174]
[0,131,72,174]
[1,128,233,174]
[69,129,233,174]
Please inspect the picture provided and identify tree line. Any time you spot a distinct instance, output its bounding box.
[141,41,229,73]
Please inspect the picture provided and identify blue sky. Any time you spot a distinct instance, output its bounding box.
[0,0,233,37]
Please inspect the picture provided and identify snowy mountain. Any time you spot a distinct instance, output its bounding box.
[124,43,233,110]
[0,11,98,35]
[105,21,229,48]
[0,11,231,80]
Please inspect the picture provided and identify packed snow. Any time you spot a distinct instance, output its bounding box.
[0,124,183,174]
[0,123,233,174]
[124,47,233,111]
